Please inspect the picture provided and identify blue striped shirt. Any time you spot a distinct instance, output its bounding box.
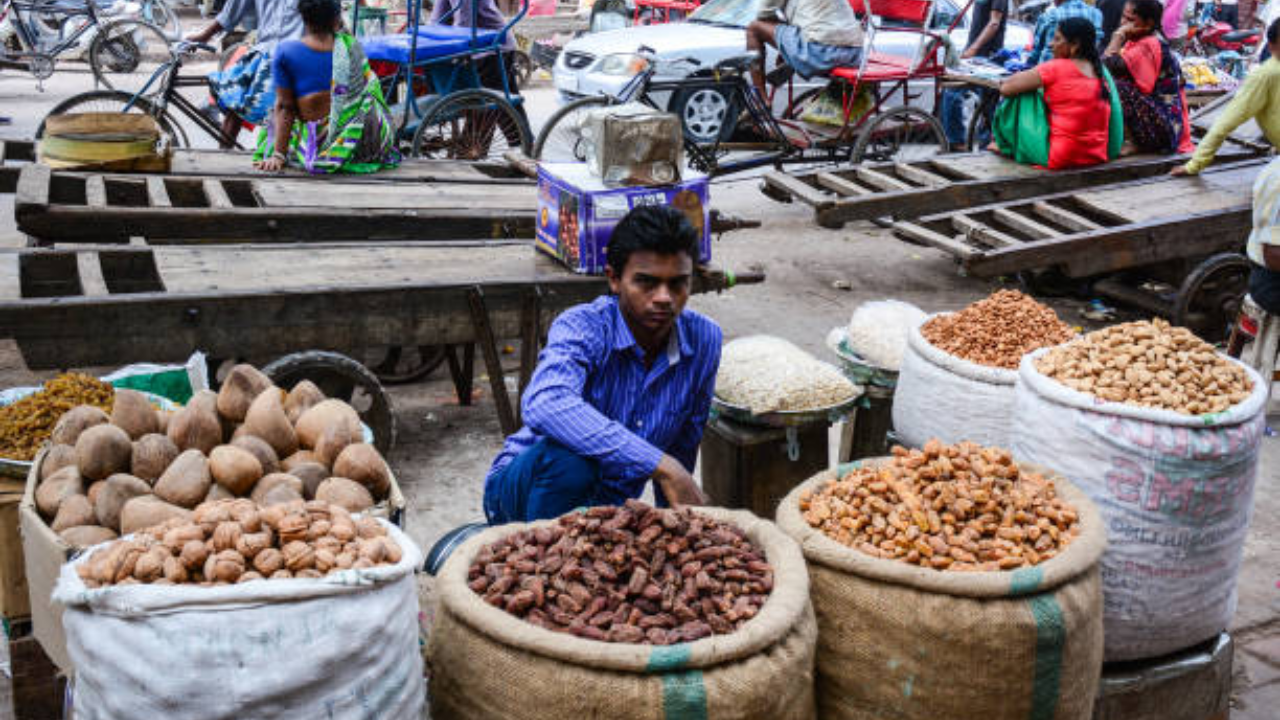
[485,296,723,503]
[1030,0,1104,66]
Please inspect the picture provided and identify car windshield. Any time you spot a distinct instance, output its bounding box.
[689,0,761,28]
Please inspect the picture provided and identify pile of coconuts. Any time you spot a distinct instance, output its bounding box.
[34,364,393,548]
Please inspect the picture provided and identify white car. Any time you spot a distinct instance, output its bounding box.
[553,0,1032,142]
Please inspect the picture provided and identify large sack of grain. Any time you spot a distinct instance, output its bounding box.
[429,505,817,720]
[52,520,424,719]
[777,454,1106,720]
[1013,323,1267,661]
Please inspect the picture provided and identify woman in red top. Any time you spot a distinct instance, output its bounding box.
[999,17,1114,169]
[1102,0,1194,155]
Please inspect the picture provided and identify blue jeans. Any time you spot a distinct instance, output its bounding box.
[483,439,605,525]
[1250,263,1280,316]
[940,87,975,147]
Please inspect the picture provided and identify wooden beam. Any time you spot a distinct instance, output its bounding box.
[1031,201,1101,232]
[952,215,1020,248]
[893,162,950,187]
[84,175,108,209]
[75,252,110,296]
[15,164,50,216]
[762,171,835,209]
[815,171,872,197]
[202,179,233,209]
[145,177,171,208]
[926,157,980,180]
[852,166,913,191]
[893,220,976,260]
[992,208,1062,239]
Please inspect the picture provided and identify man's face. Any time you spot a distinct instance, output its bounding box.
[607,250,693,339]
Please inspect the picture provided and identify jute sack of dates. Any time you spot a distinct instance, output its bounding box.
[777,465,1107,720]
[1013,348,1267,661]
[429,506,816,720]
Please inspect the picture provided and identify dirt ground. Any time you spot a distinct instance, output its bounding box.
[1,42,1278,719]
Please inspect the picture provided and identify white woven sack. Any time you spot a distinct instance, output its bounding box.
[1012,347,1267,661]
[891,315,1018,448]
[53,520,425,720]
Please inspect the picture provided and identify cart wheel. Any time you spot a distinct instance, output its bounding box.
[262,351,396,453]
[1171,252,1252,344]
[364,345,448,385]
[410,89,532,161]
[851,106,947,164]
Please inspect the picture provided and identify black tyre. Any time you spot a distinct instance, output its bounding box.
[532,94,611,162]
[410,89,532,160]
[364,345,448,385]
[852,106,947,164]
[89,20,176,97]
[261,350,396,453]
[1172,252,1252,344]
[669,84,738,145]
[37,89,189,147]
[138,0,182,39]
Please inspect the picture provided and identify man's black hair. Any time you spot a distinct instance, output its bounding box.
[298,0,341,33]
[1269,17,1280,45]
[606,205,700,276]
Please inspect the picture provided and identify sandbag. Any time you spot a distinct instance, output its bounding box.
[892,316,1018,448]
[1012,348,1267,661]
[428,506,817,720]
[777,466,1107,720]
[52,520,425,720]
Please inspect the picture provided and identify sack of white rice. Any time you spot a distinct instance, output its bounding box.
[838,300,927,370]
[717,336,858,414]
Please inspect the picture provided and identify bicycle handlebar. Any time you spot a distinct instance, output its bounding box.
[176,40,216,54]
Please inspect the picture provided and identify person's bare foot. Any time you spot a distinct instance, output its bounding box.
[1120,141,1138,157]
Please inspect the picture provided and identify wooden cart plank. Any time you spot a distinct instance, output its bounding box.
[816,172,874,197]
[202,179,233,209]
[893,221,976,259]
[1031,201,1101,232]
[145,177,172,208]
[893,162,951,187]
[992,208,1063,239]
[84,175,107,209]
[925,157,980,180]
[763,170,835,209]
[75,253,110,296]
[952,215,1021,248]
[852,166,913,191]
[249,178,534,211]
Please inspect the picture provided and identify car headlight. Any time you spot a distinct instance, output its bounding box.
[596,53,648,76]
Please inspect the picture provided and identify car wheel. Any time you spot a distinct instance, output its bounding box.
[670,86,737,145]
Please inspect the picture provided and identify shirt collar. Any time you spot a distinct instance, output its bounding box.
[609,297,691,365]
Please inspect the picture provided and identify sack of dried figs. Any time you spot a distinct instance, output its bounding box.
[52,518,424,720]
[428,504,817,720]
[777,454,1108,720]
[1013,330,1268,662]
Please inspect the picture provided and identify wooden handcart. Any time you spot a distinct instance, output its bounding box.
[891,158,1264,341]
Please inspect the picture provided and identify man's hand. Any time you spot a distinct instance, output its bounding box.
[961,47,977,60]
[653,455,707,508]
[185,22,220,44]
[1170,165,1190,176]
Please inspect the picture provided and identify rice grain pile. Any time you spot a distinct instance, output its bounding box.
[844,300,927,370]
[716,336,858,414]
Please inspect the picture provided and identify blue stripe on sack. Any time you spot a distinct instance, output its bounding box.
[646,646,707,720]
[1027,594,1066,720]
[1009,566,1044,596]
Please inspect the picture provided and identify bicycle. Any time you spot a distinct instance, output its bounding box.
[533,48,805,177]
[0,0,180,81]
[38,36,244,149]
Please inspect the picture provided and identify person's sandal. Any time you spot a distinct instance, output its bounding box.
[765,64,794,86]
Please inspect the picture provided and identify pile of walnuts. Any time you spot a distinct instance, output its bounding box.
[1035,318,1253,415]
[800,440,1080,571]
[75,498,401,588]
[921,290,1074,369]
[468,500,773,645]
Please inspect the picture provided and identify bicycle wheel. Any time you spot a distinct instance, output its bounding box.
[851,106,947,164]
[532,94,611,162]
[89,20,176,97]
[411,89,532,160]
[138,0,182,39]
[37,89,189,148]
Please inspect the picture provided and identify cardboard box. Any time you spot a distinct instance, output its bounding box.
[19,448,408,673]
[535,162,711,275]
[1,478,29,619]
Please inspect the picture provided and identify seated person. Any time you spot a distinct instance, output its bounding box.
[1248,158,1280,317]
[1102,0,1194,155]
[483,205,718,524]
[432,0,518,93]
[940,0,1010,150]
[746,0,864,101]
[189,0,304,148]
[1174,18,1280,175]
[253,0,399,173]
[995,18,1120,169]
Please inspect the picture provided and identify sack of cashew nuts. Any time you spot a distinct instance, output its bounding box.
[1013,324,1268,661]
[777,451,1107,720]
[428,504,817,720]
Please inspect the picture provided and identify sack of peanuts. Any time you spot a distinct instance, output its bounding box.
[428,502,817,720]
[893,292,1076,449]
[1012,320,1268,661]
[52,515,425,720]
[776,443,1107,720]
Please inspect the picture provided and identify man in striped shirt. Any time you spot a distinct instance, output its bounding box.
[483,206,721,524]
[1247,157,1280,315]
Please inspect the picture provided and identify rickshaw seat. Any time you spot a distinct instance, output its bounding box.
[830,52,921,82]
[360,26,504,64]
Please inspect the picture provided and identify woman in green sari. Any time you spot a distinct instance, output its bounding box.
[253,0,399,174]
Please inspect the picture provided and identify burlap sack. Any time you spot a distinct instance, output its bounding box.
[777,463,1107,720]
[429,506,816,720]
